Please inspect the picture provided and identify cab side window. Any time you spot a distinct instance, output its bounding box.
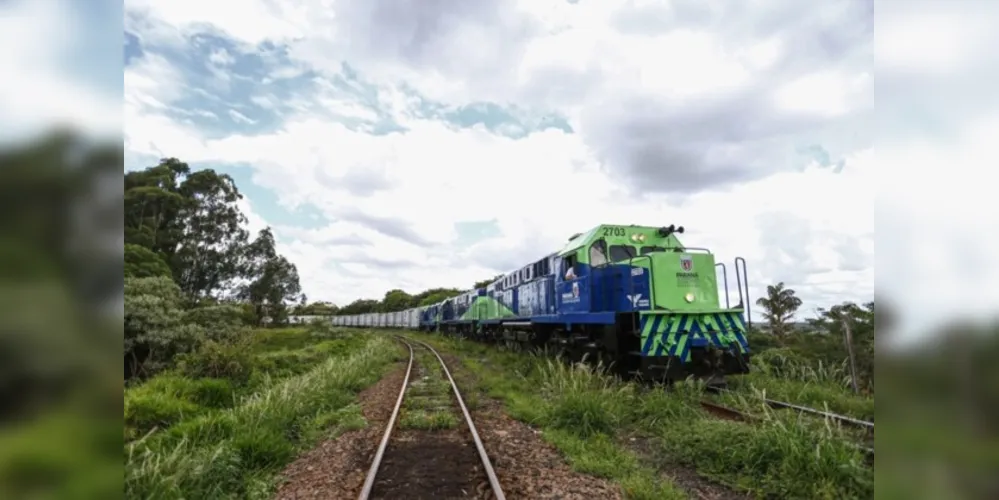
[589,239,608,267]
[564,254,578,279]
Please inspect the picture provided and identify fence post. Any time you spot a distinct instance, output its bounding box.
[842,318,860,395]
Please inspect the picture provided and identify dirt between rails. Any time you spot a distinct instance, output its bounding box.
[368,423,486,499]
[367,354,486,500]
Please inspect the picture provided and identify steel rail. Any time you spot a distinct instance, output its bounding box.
[357,337,415,500]
[410,338,506,500]
[711,387,874,432]
[699,398,874,461]
[358,336,506,500]
[699,400,754,422]
[760,398,874,432]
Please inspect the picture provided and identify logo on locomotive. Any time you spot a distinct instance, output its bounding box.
[571,281,579,298]
[680,254,694,272]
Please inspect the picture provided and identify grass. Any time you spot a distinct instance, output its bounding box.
[724,350,875,422]
[405,331,874,500]
[123,327,405,499]
[398,348,459,430]
[123,326,371,442]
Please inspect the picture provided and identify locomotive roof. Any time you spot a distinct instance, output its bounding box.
[558,224,668,256]
[558,227,599,256]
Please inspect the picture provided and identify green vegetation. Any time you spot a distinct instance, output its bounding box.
[408,332,873,499]
[875,324,999,500]
[398,349,460,430]
[1,132,122,499]
[125,326,403,499]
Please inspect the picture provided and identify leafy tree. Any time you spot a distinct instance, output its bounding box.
[292,301,339,316]
[473,274,503,289]
[124,159,250,301]
[237,228,303,326]
[338,298,380,315]
[380,289,414,311]
[807,300,876,390]
[123,159,188,255]
[171,169,249,301]
[124,244,172,278]
[124,276,204,379]
[755,281,804,338]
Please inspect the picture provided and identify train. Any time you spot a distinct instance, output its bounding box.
[332,224,753,383]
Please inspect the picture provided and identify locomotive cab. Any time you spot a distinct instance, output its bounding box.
[556,224,751,381]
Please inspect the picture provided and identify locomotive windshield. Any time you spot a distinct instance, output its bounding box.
[640,246,667,254]
[609,245,636,261]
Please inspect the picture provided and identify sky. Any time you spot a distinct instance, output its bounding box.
[6,0,996,345]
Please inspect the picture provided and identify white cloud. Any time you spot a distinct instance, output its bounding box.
[125,0,306,45]
[121,0,896,334]
[228,109,257,125]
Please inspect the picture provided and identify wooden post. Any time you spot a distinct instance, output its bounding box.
[842,318,860,395]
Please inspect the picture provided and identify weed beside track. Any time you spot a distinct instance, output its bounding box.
[123,328,402,499]
[407,331,874,500]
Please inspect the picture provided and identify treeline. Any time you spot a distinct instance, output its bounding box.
[327,275,503,316]
[751,282,876,393]
[124,158,305,380]
[125,158,304,323]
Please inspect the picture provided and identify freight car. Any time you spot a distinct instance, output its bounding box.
[332,224,752,383]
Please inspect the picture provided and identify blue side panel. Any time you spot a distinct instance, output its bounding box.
[580,263,652,313]
[531,312,616,325]
[556,275,591,313]
[495,287,519,315]
[517,276,557,316]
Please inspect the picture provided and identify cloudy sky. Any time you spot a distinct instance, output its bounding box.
[9,0,995,344]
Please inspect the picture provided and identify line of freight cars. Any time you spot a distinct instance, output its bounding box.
[332,223,752,382]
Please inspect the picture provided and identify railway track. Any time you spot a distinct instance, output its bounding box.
[358,336,505,500]
[709,387,874,433]
[699,397,875,462]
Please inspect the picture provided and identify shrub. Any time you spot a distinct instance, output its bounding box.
[183,305,247,343]
[124,244,172,279]
[177,340,254,386]
[125,276,204,379]
[125,390,202,436]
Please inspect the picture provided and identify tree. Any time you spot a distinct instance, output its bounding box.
[807,300,876,390]
[171,169,249,301]
[473,274,504,289]
[337,298,380,315]
[124,276,204,379]
[124,244,172,279]
[124,159,250,302]
[755,282,804,337]
[237,228,303,326]
[380,289,414,312]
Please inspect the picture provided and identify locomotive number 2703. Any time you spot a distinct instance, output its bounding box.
[602,226,627,237]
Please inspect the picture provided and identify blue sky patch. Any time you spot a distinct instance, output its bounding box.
[453,219,502,247]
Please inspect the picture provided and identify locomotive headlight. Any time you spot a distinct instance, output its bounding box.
[684,292,695,303]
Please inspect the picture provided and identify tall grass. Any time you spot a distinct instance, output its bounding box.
[414,332,873,499]
[125,335,400,499]
[726,350,875,421]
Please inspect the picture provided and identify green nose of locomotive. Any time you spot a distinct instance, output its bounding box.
[634,225,751,380]
[647,250,722,311]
